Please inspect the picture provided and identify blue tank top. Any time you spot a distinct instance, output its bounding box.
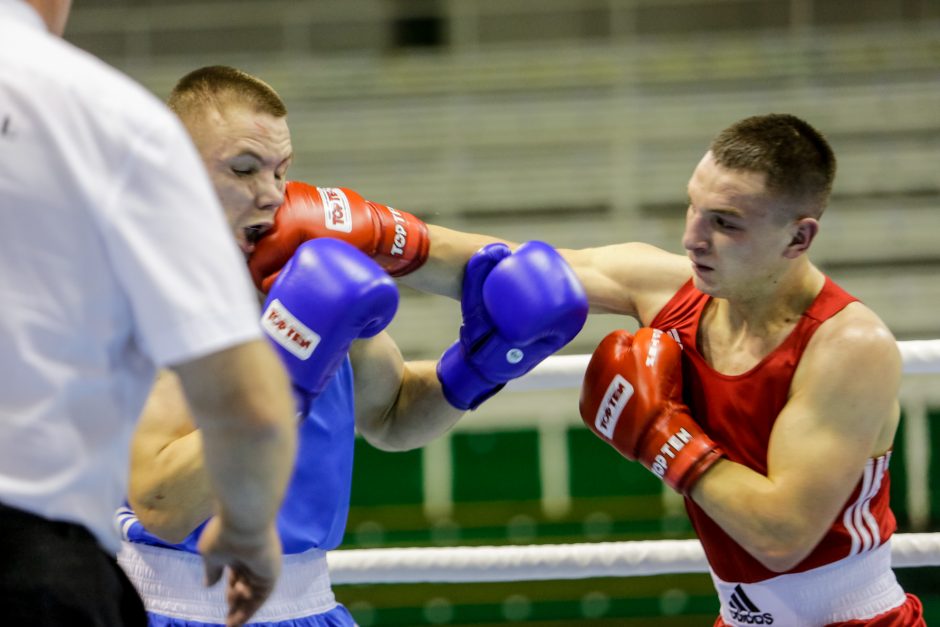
[118,358,356,554]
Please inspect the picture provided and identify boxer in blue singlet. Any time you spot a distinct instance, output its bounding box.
[118,353,361,626]
[115,66,588,627]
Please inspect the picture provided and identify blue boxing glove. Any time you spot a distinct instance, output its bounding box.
[260,238,399,398]
[437,241,588,410]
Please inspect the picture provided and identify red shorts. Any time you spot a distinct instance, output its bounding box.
[713,593,925,627]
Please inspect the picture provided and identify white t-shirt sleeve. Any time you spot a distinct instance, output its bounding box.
[95,113,262,367]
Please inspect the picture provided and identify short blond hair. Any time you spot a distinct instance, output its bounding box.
[168,65,287,123]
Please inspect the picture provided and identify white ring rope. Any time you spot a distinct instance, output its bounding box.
[330,339,940,585]
[328,533,940,584]
[508,339,940,391]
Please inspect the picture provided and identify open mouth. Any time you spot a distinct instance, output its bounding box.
[690,258,714,276]
[243,223,273,245]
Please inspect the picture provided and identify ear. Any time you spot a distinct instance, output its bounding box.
[783,217,819,259]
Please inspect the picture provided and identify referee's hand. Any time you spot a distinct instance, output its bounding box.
[198,517,283,627]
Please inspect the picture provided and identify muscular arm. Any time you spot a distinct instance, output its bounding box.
[350,332,464,452]
[400,225,505,299]
[561,242,691,322]
[404,225,690,322]
[128,370,212,542]
[130,340,297,544]
[689,308,902,572]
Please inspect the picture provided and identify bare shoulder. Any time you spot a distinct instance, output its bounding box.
[791,302,901,455]
[561,242,691,321]
[812,301,899,360]
[800,301,901,388]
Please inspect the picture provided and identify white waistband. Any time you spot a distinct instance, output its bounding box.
[712,542,906,627]
[118,542,337,623]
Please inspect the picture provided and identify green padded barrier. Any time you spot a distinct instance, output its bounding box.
[452,431,542,503]
[889,407,909,527]
[568,428,662,499]
[337,574,719,626]
[350,439,424,506]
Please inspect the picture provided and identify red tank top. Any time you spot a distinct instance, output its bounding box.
[650,277,897,583]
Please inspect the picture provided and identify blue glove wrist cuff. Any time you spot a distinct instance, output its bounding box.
[437,341,505,411]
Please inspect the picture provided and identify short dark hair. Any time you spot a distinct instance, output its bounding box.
[168,65,287,121]
[710,114,836,218]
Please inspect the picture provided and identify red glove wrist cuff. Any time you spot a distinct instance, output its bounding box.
[639,407,724,495]
[370,202,430,276]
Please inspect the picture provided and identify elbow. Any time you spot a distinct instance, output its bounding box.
[130,504,194,545]
[128,493,202,545]
[356,410,423,452]
[746,530,818,573]
[357,423,415,453]
[752,547,809,573]
[144,523,193,546]
[366,436,410,453]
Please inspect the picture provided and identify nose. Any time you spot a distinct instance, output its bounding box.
[257,176,285,212]
[682,205,709,254]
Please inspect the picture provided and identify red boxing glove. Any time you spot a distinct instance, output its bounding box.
[249,182,430,292]
[579,328,723,494]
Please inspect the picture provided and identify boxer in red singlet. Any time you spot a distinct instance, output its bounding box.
[412,113,925,626]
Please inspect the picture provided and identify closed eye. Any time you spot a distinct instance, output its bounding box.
[714,215,740,231]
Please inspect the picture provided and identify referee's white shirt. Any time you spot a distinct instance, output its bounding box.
[0,1,264,553]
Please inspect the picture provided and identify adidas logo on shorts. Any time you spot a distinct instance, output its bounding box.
[728,585,774,625]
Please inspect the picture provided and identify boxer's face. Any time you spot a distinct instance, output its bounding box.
[682,151,797,298]
[189,102,293,258]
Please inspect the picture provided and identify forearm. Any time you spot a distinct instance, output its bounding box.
[197,408,295,535]
[359,360,464,452]
[174,341,297,537]
[689,460,827,572]
[400,225,509,298]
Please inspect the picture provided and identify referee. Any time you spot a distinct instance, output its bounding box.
[0,2,297,625]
